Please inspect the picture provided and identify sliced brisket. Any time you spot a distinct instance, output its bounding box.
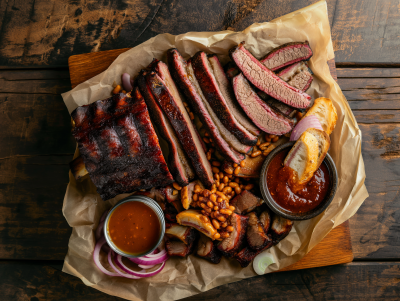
[191,51,258,145]
[260,41,313,71]
[230,42,311,109]
[208,54,260,136]
[165,238,196,257]
[138,68,195,186]
[167,48,244,163]
[246,212,272,250]
[277,61,313,92]
[146,64,214,187]
[232,73,294,135]
[234,241,273,268]
[165,223,198,245]
[269,215,294,243]
[259,209,272,233]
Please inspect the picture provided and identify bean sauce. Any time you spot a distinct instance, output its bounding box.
[267,149,330,213]
[107,201,160,255]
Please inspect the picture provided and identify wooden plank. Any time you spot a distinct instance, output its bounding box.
[0,70,75,260]
[0,0,337,67]
[0,261,399,300]
[332,0,400,65]
[279,221,353,272]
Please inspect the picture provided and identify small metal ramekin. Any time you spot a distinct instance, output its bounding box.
[104,195,165,258]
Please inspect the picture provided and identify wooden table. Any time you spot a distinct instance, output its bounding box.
[1,0,400,300]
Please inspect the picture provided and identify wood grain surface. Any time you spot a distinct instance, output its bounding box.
[1,261,399,301]
[0,0,338,67]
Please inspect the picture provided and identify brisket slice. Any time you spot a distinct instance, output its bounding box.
[165,223,198,245]
[146,69,214,187]
[167,49,244,163]
[257,91,296,117]
[260,41,313,71]
[277,61,313,92]
[191,51,258,145]
[187,60,252,154]
[230,42,311,109]
[71,89,174,200]
[208,54,260,136]
[217,213,248,257]
[230,190,263,215]
[232,73,294,135]
[138,69,195,186]
[246,212,272,250]
[196,233,222,264]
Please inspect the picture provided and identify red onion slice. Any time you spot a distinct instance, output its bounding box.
[108,250,141,279]
[290,115,323,141]
[93,237,120,277]
[116,254,166,278]
[122,73,133,92]
[129,250,168,265]
[138,264,155,269]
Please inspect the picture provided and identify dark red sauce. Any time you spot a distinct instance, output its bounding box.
[266,149,330,213]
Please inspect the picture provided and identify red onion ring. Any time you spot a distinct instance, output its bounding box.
[290,115,323,141]
[138,264,155,269]
[129,251,168,265]
[107,250,141,279]
[93,237,120,277]
[116,254,166,278]
[122,73,133,92]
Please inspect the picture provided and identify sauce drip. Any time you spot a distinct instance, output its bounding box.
[107,201,160,255]
[267,149,330,213]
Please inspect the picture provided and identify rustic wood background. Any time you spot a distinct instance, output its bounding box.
[1,0,400,300]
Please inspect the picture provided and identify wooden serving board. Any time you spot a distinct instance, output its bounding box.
[68,49,353,272]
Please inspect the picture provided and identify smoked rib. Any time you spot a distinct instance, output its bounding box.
[146,70,214,187]
[71,90,174,200]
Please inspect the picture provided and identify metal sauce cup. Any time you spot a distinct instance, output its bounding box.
[104,195,165,258]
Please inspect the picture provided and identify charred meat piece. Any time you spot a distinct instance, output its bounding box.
[232,73,294,135]
[165,239,196,257]
[158,185,179,203]
[191,51,258,145]
[166,223,198,245]
[230,190,263,215]
[176,210,218,239]
[269,215,294,242]
[138,68,195,186]
[146,63,214,187]
[71,90,174,200]
[208,54,260,136]
[277,61,313,92]
[217,213,248,257]
[246,212,272,250]
[196,233,222,264]
[259,209,272,233]
[230,42,311,109]
[257,91,296,118]
[164,202,179,223]
[167,49,244,163]
[234,241,273,268]
[260,41,313,71]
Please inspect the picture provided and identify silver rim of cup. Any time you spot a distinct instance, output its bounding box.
[103,195,165,258]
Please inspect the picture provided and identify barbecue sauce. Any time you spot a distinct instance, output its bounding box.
[107,201,160,255]
[267,149,330,213]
